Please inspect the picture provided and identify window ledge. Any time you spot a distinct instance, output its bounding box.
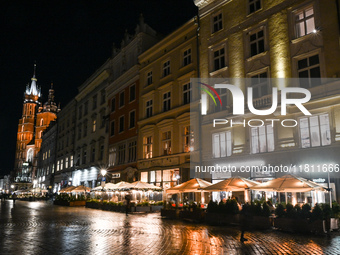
[209,66,228,76]
[246,51,268,62]
[291,32,320,44]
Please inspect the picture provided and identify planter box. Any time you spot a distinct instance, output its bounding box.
[205,212,240,226]
[251,216,271,230]
[136,206,151,212]
[151,205,163,212]
[161,209,179,219]
[180,210,206,222]
[69,201,86,207]
[309,220,326,234]
[274,218,326,234]
[85,201,101,209]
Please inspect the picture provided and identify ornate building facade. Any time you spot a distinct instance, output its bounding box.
[14,65,60,182]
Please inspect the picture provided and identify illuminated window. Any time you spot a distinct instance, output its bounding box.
[298,54,321,88]
[60,159,63,170]
[141,172,148,182]
[143,136,153,159]
[150,171,156,183]
[184,126,194,152]
[147,71,153,86]
[250,72,268,98]
[249,0,261,14]
[212,131,232,158]
[183,48,192,66]
[65,157,69,168]
[250,29,264,57]
[251,125,274,153]
[162,131,171,155]
[163,60,170,77]
[300,114,331,148]
[109,147,116,166]
[163,92,171,112]
[146,100,153,118]
[70,155,73,167]
[183,83,192,105]
[295,6,315,38]
[40,119,44,126]
[92,119,96,132]
[213,48,225,71]
[27,148,34,162]
[57,160,60,171]
[212,13,222,33]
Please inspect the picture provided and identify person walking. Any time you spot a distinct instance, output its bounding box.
[125,193,131,216]
[240,203,253,242]
[12,193,17,205]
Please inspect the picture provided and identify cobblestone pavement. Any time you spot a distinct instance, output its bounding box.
[1,200,340,255]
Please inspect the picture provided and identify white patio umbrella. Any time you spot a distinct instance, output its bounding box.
[251,174,325,192]
[203,176,260,192]
[166,178,212,194]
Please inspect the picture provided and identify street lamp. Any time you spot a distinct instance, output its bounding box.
[175,174,180,185]
[101,169,107,176]
[100,169,107,188]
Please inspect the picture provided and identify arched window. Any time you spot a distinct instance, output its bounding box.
[27,148,34,162]
[40,119,44,126]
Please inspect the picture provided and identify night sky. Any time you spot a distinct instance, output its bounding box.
[0,0,197,176]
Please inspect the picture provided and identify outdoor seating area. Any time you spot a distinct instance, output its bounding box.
[161,175,339,234]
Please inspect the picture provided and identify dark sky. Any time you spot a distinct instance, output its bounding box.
[0,0,197,176]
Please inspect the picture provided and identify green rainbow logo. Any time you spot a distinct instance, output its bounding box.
[198,82,222,106]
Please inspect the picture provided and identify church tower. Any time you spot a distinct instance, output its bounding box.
[14,64,59,182]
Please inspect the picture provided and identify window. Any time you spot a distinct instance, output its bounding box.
[251,125,274,153]
[163,60,170,77]
[129,111,135,129]
[99,144,104,160]
[78,125,82,140]
[92,119,96,133]
[213,48,225,71]
[163,92,171,112]
[84,101,88,115]
[110,120,115,136]
[147,71,153,86]
[183,49,192,66]
[250,72,268,98]
[78,106,82,120]
[300,114,331,148]
[119,91,125,108]
[83,121,87,137]
[60,159,63,170]
[298,54,321,88]
[162,131,171,155]
[90,146,95,162]
[184,126,194,152]
[295,6,315,38]
[146,100,153,118]
[212,13,223,33]
[249,0,261,14]
[128,141,137,162]
[150,171,156,183]
[111,98,116,112]
[57,160,60,171]
[109,147,116,166]
[40,119,44,126]
[129,84,136,102]
[70,155,73,167]
[118,144,126,164]
[82,149,87,164]
[92,95,97,110]
[250,29,264,57]
[214,88,228,112]
[141,172,148,182]
[183,83,192,105]
[119,116,124,133]
[143,136,153,159]
[101,89,105,105]
[212,131,232,158]
[65,157,69,169]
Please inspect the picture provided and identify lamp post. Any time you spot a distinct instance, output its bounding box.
[101,169,107,188]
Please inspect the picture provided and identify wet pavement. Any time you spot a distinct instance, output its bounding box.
[1,200,340,255]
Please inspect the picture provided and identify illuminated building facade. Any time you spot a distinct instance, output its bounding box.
[107,15,159,183]
[14,65,59,182]
[137,18,198,188]
[194,0,340,203]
